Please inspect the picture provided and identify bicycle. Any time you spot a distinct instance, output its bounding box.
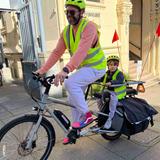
[0,72,157,160]
[0,72,103,160]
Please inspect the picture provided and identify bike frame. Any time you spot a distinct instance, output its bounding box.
[27,85,121,146]
[25,89,72,149]
[26,75,143,149]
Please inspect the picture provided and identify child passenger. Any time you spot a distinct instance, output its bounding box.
[101,55,126,129]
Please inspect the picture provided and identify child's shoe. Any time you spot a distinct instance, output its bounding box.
[72,112,93,129]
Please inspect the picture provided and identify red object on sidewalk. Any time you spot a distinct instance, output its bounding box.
[156,22,160,37]
[112,30,119,43]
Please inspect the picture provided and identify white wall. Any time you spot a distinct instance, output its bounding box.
[0,0,10,9]
[0,0,22,10]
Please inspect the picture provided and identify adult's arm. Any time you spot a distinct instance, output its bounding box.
[37,34,66,74]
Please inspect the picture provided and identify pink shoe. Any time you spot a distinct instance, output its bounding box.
[63,137,70,145]
[72,112,93,129]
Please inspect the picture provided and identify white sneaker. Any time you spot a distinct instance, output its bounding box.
[104,119,112,129]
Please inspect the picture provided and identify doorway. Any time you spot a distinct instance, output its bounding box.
[129,0,142,61]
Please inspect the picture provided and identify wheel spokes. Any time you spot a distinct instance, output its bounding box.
[0,122,49,159]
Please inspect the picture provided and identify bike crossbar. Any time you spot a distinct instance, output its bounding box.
[48,97,75,108]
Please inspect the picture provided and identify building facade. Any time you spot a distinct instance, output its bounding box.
[0,0,160,86]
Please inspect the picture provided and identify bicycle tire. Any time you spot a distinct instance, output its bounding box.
[101,132,121,141]
[0,114,55,160]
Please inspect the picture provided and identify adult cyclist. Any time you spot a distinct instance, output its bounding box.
[36,0,106,144]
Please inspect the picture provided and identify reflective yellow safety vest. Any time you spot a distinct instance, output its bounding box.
[63,18,106,70]
[102,69,126,100]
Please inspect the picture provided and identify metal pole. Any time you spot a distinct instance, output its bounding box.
[36,0,46,52]
[55,0,61,36]
[0,32,4,64]
[28,1,40,67]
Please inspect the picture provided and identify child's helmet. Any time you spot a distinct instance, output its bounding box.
[65,0,86,10]
[107,55,120,64]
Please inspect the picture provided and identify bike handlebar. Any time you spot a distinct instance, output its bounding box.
[32,72,55,88]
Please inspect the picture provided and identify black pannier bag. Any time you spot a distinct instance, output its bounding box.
[98,96,158,138]
[120,97,158,137]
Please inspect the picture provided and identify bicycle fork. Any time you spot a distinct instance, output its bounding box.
[25,115,43,149]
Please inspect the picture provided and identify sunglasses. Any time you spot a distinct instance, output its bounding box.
[64,10,79,16]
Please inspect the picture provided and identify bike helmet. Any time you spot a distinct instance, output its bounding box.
[107,55,120,63]
[65,0,86,10]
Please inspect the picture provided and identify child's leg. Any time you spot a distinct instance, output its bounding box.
[104,92,118,129]
[108,92,118,120]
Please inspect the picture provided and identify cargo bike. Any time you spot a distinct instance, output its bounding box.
[0,73,158,160]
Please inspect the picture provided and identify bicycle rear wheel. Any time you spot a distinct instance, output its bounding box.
[101,131,121,141]
[0,114,55,160]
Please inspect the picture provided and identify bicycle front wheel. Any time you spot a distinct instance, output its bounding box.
[0,114,55,160]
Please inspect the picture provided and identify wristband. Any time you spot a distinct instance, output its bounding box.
[63,67,69,74]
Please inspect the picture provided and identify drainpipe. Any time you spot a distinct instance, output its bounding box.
[0,32,4,64]
[55,0,64,66]
[36,0,46,52]
[55,0,61,36]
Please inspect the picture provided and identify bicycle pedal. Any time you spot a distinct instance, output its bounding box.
[68,129,80,138]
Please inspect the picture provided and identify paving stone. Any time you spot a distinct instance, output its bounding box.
[50,137,124,160]
[135,142,160,160]
[130,128,160,147]
[0,112,13,125]
[1,82,160,160]
[89,135,148,160]
[0,121,4,128]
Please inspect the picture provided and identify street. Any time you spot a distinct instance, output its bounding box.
[0,82,160,160]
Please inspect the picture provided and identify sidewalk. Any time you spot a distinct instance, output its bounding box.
[0,81,160,160]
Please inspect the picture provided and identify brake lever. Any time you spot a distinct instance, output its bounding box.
[32,71,40,80]
[47,75,55,84]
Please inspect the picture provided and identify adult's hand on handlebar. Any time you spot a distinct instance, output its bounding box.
[54,70,68,86]
[32,70,44,77]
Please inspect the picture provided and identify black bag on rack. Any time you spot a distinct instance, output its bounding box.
[97,96,158,137]
[120,97,158,136]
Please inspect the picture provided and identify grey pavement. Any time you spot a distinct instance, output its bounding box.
[0,81,160,160]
